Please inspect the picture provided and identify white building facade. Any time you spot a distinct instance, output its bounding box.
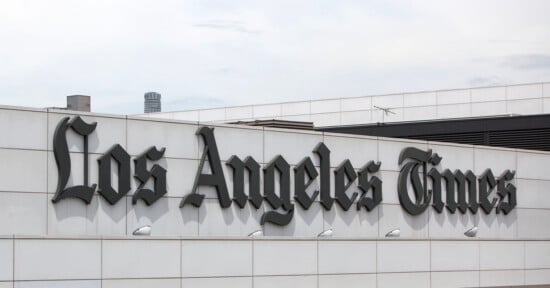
[142,82,550,127]
[0,84,549,287]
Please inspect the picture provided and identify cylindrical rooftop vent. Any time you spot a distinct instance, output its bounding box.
[144,92,161,113]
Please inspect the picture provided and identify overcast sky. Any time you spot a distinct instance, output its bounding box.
[1,0,550,114]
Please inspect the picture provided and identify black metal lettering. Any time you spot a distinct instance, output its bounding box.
[334,160,359,211]
[226,155,262,209]
[180,127,231,208]
[313,143,333,210]
[442,169,468,214]
[397,147,434,215]
[294,157,319,209]
[132,146,167,206]
[357,161,382,211]
[429,168,444,213]
[97,144,131,205]
[261,206,295,226]
[478,169,498,214]
[52,116,97,204]
[464,170,479,213]
[262,155,294,226]
[496,170,516,214]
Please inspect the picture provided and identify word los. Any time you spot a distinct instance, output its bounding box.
[53,116,382,226]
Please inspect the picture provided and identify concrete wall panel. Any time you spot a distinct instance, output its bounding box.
[404,92,436,107]
[0,240,12,281]
[253,241,317,276]
[181,240,252,277]
[0,149,47,193]
[377,241,430,273]
[126,119,198,159]
[311,100,340,114]
[430,271,479,288]
[341,97,371,112]
[14,239,100,281]
[318,240,376,274]
[437,89,470,105]
[507,84,543,100]
[103,279,180,288]
[0,109,47,150]
[0,193,46,235]
[479,241,524,270]
[318,274,376,288]
[254,275,317,288]
[182,277,252,288]
[102,240,180,279]
[377,272,430,288]
[525,241,550,269]
[480,269,525,287]
[431,241,479,271]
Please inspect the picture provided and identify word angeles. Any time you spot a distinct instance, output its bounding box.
[53,116,382,226]
[52,116,516,226]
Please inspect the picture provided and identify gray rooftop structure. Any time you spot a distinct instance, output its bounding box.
[66,95,91,112]
[144,92,161,113]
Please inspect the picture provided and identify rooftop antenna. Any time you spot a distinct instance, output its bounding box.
[374,105,396,123]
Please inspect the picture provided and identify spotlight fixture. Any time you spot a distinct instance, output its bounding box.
[132,225,152,236]
[385,228,400,237]
[318,228,333,237]
[464,226,478,238]
[248,229,263,238]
